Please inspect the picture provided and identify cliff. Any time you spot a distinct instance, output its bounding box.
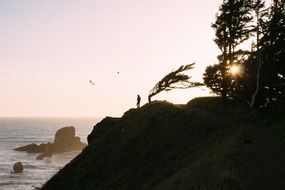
[42,97,285,190]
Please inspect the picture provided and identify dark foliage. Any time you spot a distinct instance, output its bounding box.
[204,0,253,100]
[256,0,285,108]
[148,63,203,102]
[241,0,285,109]
[204,0,285,111]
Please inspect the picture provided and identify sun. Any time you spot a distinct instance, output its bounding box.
[229,65,241,75]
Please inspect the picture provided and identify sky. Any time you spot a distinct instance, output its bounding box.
[0,0,222,117]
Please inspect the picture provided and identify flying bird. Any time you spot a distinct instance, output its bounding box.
[117,71,120,74]
[89,80,95,85]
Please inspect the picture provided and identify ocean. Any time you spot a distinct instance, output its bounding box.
[0,117,101,190]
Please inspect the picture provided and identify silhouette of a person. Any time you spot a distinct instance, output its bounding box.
[137,94,141,108]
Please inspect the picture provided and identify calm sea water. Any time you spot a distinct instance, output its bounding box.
[0,117,101,190]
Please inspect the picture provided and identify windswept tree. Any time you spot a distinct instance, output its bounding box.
[148,63,203,103]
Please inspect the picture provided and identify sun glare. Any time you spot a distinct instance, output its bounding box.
[229,65,241,75]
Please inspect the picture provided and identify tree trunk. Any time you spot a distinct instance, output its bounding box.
[250,58,261,110]
[148,95,152,103]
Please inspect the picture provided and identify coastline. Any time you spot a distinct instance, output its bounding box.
[0,117,99,190]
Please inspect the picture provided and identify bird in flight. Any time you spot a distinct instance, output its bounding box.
[89,80,95,85]
[117,71,120,74]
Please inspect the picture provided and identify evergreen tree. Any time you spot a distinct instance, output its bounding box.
[240,0,267,109]
[204,0,253,100]
[257,0,285,108]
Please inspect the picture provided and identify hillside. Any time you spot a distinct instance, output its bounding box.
[42,97,285,190]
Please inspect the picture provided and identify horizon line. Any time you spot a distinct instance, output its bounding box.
[0,116,105,119]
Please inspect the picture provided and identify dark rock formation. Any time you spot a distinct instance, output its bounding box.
[53,127,85,152]
[36,151,53,160]
[54,127,75,145]
[15,126,87,159]
[87,117,120,145]
[13,162,23,173]
[14,143,49,153]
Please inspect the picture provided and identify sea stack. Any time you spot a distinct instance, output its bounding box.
[15,126,87,159]
[13,162,23,173]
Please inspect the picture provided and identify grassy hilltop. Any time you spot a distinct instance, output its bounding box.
[42,97,285,190]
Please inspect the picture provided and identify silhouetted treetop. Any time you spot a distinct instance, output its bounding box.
[204,0,285,111]
[204,0,260,100]
[148,63,203,102]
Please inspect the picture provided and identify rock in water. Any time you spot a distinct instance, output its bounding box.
[14,143,47,153]
[13,162,23,173]
[54,126,75,145]
[14,126,87,159]
[53,126,86,153]
[36,151,53,160]
[54,126,75,152]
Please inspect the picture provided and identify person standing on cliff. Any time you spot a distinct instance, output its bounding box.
[137,94,141,108]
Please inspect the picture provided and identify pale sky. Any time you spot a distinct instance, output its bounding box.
[0,0,221,117]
